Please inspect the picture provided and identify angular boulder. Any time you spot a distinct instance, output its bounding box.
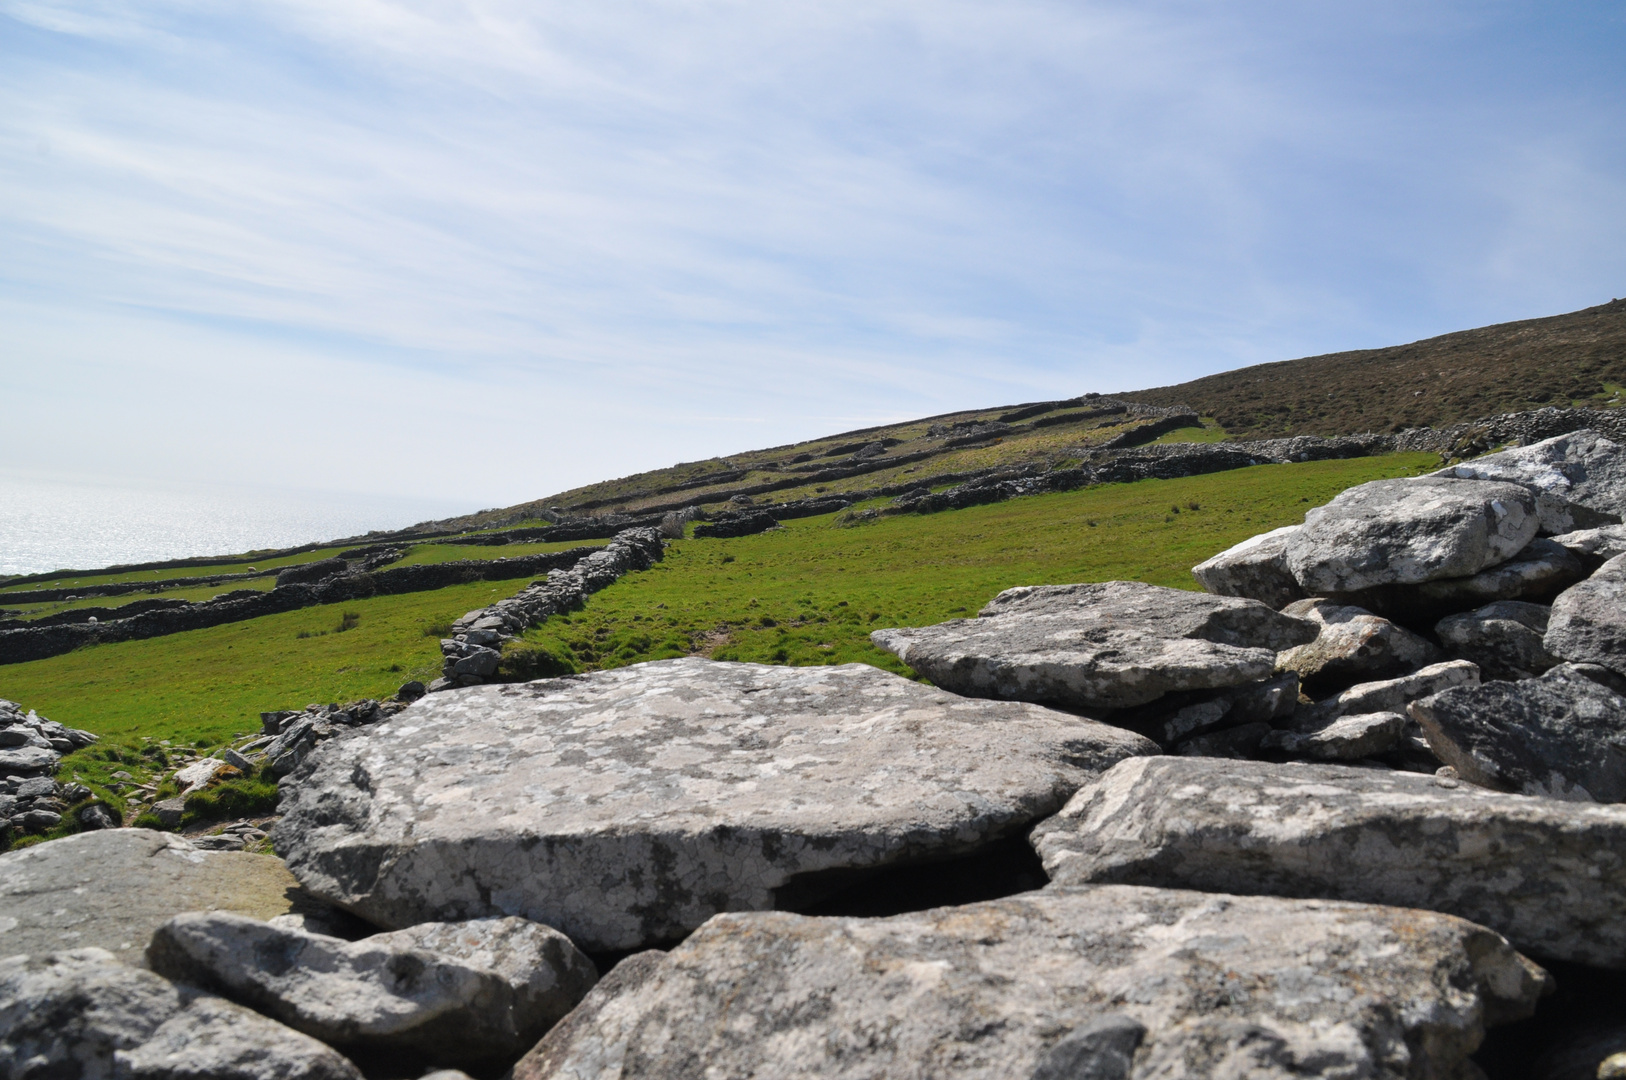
[512,885,1547,1080]
[1275,599,1441,695]
[1407,536,1586,614]
[275,659,1156,951]
[1545,552,1626,675]
[1190,525,1307,608]
[1285,477,1539,592]
[1436,600,1558,680]
[0,829,306,964]
[0,948,361,1080]
[1410,664,1626,802]
[147,912,596,1072]
[1292,659,1481,729]
[1031,755,1626,967]
[1432,430,1626,526]
[1549,523,1626,570]
[1260,711,1405,761]
[871,581,1316,711]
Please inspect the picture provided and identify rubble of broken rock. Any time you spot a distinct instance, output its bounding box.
[6,427,1626,1079]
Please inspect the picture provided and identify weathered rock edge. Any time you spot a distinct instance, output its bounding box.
[1031,755,1626,968]
[275,658,1157,951]
[513,884,1549,1080]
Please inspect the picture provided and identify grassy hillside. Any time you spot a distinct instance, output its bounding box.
[1123,298,1626,438]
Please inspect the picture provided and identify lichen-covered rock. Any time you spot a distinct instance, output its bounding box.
[1285,477,1539,592]
[512,884,1548,1080]
[1545,553,1626,676]
[1190,525,1307,609]
[1549,524,1626,570]
[1122,671,1299,747]
[1407,537,1587,614]
[1031,755,1626,968]
[147,912,596,1072]
[1260,711,1405,760]
[0,830,305,964]
[0,948,361,1080]
[1432,430,1626,527]
[871,581,1316,711]
[1410,664,1626,802]
[275,659,1156,951]
[1292,659,1481,730]
[1275,599,1441,695]
[1436,600,1558,680]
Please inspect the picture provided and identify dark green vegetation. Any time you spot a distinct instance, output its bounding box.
[1126,298,1626,438]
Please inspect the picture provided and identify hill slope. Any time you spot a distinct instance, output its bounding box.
[1123,297,1626,438]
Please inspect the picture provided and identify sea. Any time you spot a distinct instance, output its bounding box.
[0,472,475,578]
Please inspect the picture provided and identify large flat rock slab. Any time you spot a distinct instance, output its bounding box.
[1190,524,1307,608]
[1545,552,1626,675]
[871,581,1315,711]
[1032,756,1626,967]
[0,829,305,964]
[1433,430,1626,526]
[1409,664,1626,802]
[1285,477,1539,593]
[275,659,1156,951]
[513,884,1548,1080]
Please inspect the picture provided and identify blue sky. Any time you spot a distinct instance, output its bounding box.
[2,0,1623,510]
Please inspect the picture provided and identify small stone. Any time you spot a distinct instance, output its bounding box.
[191,835,246,851]
[396,680,427,702]
[222,747,254,771]
[154,796,187,827]
[1286,476,1540,592]
[1293,659,1481,729]
[172,757,235,793]
[77,803,118,831]
[1410,663,1626,802]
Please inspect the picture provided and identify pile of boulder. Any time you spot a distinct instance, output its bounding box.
[434,528,665,692]
[0,699,100,843]
[6,430,1626,1078]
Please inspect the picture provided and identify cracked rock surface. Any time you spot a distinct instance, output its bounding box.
[275,658,1155,951]
[512,884,1548,1080]
[1032,756,1626,967]
[0,829,304,964]
[147,912,597,1072]
[871,581,1316,711]
[1409,664,1626,802]
[1284,477,1539,593]
[0,948,362,1080]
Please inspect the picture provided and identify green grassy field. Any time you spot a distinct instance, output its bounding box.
[388,538,605,566]
[0,545,359,592]
[507,453,1434,676]
[3,578,277,621]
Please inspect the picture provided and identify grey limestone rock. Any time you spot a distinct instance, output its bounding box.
[1126,671,1299,747]
[275,658,1156,951]
[1293,659,1480,731]
[1285,477,1539,592]
[1409,663,1626,802]
[0,829,306,964]
[872,581,1316,711]
[0,746,57,777]
[1433,430,1626,527]
[1436,600,1558,680]
[0,948,361,1080]
[1260,711,1406,761]
[147,912,595,1071]
[1545,552,1626,675]
[1549,523,1626,570]
[1031,755,1626,967]
[1406,536,1586,615]
[511,884,1547,1080]
[1190,524,1307,609]
[1276,599,1441,695]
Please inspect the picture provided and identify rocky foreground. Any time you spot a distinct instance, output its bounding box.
[4,430,1626,1079]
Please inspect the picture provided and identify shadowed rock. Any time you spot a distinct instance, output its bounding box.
[1260,711,1405,760]
[1285,477,1538,593]
[1032,755,1626,968]
[147,912,597,1072]
[511,884,1548,1080]
[1436,601,1558,680]
[1410,664,1626,802]
[0,948,361,1080]
[1276,599,1441,696]
[1549,524,1626,570]
[871,581,1316,711]
[275,658,1156,951]
[1292,659,1481,731]
[1545,553,1626,675]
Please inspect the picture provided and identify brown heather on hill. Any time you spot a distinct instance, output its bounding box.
[1123,298,1626,438]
